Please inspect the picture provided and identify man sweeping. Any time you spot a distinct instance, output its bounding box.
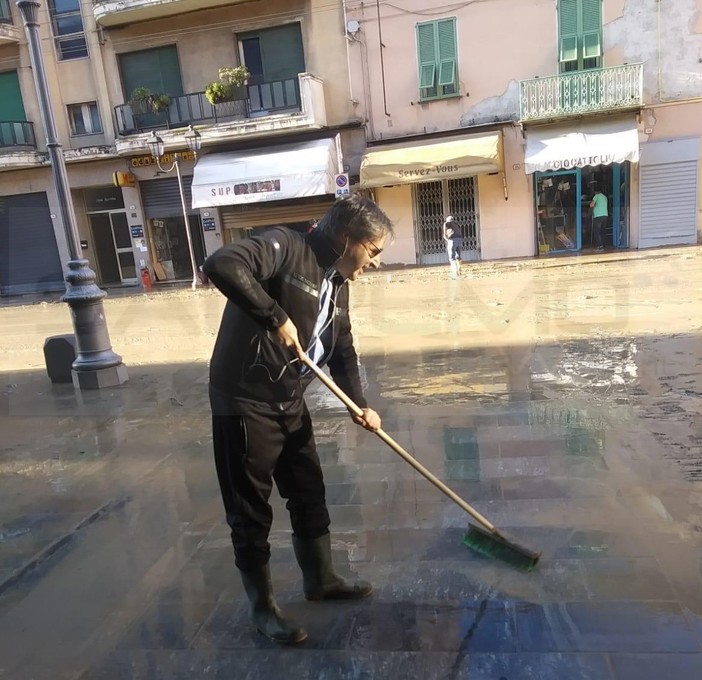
[203,195,394,644]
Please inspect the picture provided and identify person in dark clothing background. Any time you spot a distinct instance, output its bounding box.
[203,195,394,644]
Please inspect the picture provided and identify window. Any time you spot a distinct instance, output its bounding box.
[1,0,14,25]
[559,0,602,73]
[238,23,305,113]
[416,18,458,101]
[49,0,88,61]
[68,102,101,135]
[0,71,26,121]
[118,45,183,101]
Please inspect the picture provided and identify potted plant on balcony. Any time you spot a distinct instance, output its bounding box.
[130,87,172,114]
[204,65,250,105]
[204,81,232,105]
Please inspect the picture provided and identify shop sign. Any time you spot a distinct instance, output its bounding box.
[209,179,281,199]
[84,186,125,211]
[202,217,217,231]
[130,151,196,168]
[397,164,460,180]
[543,154,617,171]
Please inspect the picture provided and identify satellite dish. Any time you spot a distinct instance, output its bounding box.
[346,19,360,34]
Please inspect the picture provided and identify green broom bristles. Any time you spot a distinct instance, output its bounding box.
[463,524,541,572]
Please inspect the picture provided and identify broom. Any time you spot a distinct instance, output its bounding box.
[301,355,541,572]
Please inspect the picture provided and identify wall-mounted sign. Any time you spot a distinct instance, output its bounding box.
[131,225,144,238]
[84,187,125,211]
[130,150,196,168]
[334,173,350,197]
[80,240,89,250]
[113,171,136,188]
[202,217,217,231]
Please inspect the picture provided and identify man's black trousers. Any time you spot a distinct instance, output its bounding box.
[210,387,331,571]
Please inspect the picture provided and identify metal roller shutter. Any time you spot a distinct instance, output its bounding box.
[140,177,194,219]
[639,161,698,248]
[221,199,334,233]
[0,192,64,295]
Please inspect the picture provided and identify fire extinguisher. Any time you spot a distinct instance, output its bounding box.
[140,267,152,292]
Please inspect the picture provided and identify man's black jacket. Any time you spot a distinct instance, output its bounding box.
[203,226,367,410]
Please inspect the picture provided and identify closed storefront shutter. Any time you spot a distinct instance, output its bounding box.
[221,199,334,234]
[0,192,64,295]
[140,177,194,219]
[639,161,698,248]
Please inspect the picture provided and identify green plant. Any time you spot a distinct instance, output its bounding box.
[218,65,250,87]
[205,81,233,105]
[129,87,171,114]
[150,93,171,113]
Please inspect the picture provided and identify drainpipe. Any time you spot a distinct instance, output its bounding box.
[341,0,356,108]
[376,0,390,117]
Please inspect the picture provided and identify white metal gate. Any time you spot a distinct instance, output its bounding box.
[639,161,698,249]
[413,177,479,264]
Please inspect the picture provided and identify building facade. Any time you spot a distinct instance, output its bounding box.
[344,0,702,265]
[0,0,362,294]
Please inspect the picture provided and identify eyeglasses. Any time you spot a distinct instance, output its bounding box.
[362,238,383,259]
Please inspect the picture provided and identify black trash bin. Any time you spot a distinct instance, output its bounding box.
[43,334,76,384]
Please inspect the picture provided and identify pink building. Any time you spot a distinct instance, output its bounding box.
[343,0,702,265]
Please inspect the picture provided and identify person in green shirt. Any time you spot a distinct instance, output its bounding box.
[590,186,609,250]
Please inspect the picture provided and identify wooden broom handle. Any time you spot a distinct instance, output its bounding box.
[300,355,498,534]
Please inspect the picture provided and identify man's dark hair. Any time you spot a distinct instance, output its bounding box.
[315,194,394,244]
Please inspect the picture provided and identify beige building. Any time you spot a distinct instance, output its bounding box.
[345,0,702,265]
[0,0,362,294]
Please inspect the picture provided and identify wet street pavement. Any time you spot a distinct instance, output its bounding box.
[1,247,702,679]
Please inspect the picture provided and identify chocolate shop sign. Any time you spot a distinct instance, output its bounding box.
[544,154,616,171]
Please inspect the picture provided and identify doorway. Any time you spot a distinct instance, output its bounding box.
[535,162,631,255]
[535,170,581,253]
[239,23,305,115]
[89,211,137,284]
[413,177,480,264]
[149,215,205,281]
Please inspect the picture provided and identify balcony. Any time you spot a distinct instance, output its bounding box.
[0,121,47,171]
[0,0,20,44]
[113,73,327,156]
[93,0,253,28]
[519,63,644,124]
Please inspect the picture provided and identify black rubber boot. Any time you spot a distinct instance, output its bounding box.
[292,533,373,601]
[239,564,307,644]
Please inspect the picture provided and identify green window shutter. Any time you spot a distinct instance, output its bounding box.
[581,0,602,58]
[119,45,183,100]
[417,22,437,91]
[257,23,305,81]
[437,18,457,87]
[0,71,26,121]
[558,0,579,64]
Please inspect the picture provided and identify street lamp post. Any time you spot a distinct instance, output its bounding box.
[17,1,127,390]
[146,126,202,291]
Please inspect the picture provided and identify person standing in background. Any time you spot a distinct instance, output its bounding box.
[590,186,609,251]
[442,215,462,279]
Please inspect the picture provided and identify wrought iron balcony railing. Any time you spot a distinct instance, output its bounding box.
[0,121,37,149]
[114,78,302,135]
[519,63,644,123]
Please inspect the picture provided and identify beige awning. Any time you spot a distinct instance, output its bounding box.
[360,132,503,188]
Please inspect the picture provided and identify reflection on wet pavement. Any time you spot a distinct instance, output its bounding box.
[1,329,702,677]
